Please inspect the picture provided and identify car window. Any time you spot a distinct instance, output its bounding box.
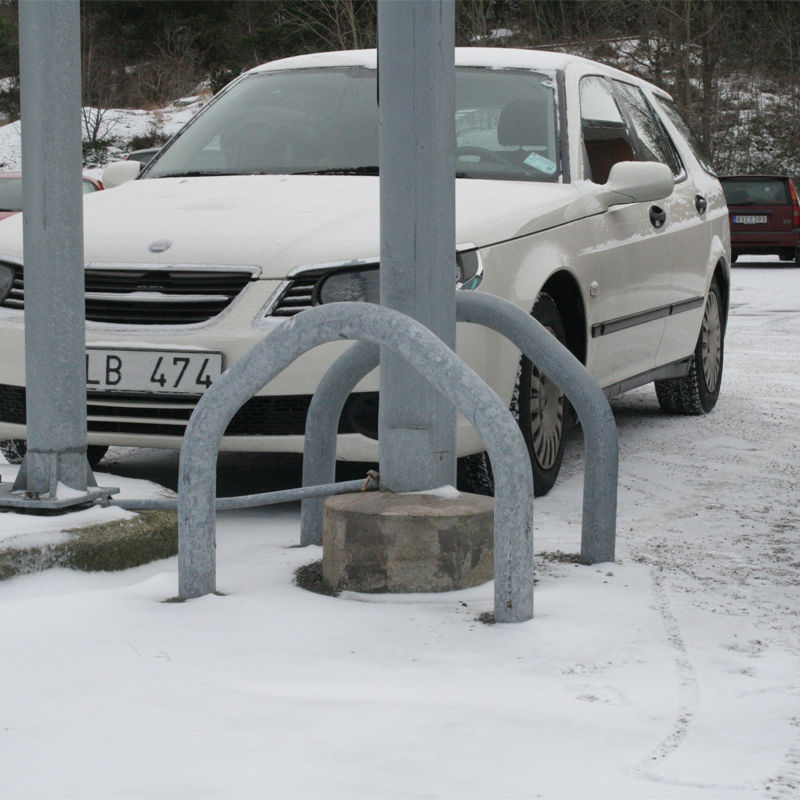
[579,75,636,184]
[611,81,684,177]
[148,66,560,183]
[654,96,716,176]
[455,69,559,181]
[721,178,790,205]
[0,177,23,211]
[81,180,99,194]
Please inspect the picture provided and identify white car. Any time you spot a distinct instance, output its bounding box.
[0,48,730,495]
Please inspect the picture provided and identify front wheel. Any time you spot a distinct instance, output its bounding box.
[655,277,724,414]
[457,293,569,498]
[516,294,568,496]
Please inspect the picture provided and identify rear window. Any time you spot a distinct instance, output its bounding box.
[721,178,790,206]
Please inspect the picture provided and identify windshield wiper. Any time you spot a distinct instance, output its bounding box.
[151,170,232,178]
[292,166,379,176]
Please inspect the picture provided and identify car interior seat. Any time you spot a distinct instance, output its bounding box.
[582,121,636,184]
[496,99,549,162]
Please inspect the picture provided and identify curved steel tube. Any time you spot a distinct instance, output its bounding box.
[178,302,534,622]
[301,292,617,563]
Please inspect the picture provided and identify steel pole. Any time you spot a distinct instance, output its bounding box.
[15,0,90,495]
[377,0,456,492]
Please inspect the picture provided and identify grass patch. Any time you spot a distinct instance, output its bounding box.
[0,510,177,579]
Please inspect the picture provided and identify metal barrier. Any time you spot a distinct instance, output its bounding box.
[177,302,535,623]
[301,292,618,564]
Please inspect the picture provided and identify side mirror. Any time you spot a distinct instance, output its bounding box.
[101,160,140,189]
[594,161,674,209]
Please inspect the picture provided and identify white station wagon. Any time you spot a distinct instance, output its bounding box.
[0,48,730,495]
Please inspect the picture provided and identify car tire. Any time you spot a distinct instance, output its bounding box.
[516,293,568,496]
[655,277,724,415]
[0,439,108,468]
[457,293,568,498]
[794,247,800,268]
[456,450,494,496]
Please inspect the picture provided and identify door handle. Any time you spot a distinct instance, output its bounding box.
[649,205,667,229]
[695,194,708,215]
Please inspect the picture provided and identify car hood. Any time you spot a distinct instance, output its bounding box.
[0,175,586,276]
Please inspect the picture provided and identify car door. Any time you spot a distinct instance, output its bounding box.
[611,82,711,368]
[577,75,672,391]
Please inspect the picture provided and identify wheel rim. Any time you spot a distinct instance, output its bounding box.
[701,290,722,392]
[530,362,564,471]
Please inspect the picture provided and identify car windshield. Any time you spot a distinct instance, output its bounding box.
[0,177,23,211]
[722,178,791,205]
[147,66,560,183]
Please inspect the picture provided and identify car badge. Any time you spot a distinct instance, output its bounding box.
[148,239,172,253]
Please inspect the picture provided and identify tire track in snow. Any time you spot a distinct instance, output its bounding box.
[632,564,700,780]
[631,564,748,792]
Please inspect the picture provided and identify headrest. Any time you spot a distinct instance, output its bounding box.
[497,100,547,147]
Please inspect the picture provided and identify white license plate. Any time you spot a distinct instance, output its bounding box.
[733,214,768,224]
[86,348,223,395]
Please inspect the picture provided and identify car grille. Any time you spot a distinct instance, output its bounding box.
[0,383,374,438]
[0,262,256,325]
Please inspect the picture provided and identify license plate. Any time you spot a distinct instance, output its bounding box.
[86,348,223,395]
[733,214,768,224]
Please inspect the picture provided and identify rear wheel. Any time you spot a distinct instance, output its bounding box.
[655,277,724,414]
[0,439,108,468]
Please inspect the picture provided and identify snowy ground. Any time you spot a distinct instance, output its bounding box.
[0,260,799,799]
[0,96,206,175]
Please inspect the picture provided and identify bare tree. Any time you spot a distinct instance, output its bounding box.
[280,0,376,52]
[134,24,205,106]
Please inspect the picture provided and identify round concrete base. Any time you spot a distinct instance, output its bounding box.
[323,490,494,593]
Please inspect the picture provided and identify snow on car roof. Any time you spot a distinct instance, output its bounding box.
[249,47,666,96]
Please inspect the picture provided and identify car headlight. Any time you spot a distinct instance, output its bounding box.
[318,249,483,304]
[456,248,483,290]
[0,263,13,303]
[265,247,485,319]
[318,267,380,304]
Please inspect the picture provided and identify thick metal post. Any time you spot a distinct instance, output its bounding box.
[14,0,89,495]
[377,0,457,492]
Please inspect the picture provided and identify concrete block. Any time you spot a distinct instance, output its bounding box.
[323,490,493,593]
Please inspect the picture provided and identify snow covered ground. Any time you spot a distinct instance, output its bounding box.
[0,260,798,799]
[0,96,206,175]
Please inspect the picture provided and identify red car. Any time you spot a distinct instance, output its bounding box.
[0,171,103,221]
[720,175,800,266]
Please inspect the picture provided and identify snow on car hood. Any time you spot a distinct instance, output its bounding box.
[0,175,585,276]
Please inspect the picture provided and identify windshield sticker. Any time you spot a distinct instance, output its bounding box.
[523,153,557,174]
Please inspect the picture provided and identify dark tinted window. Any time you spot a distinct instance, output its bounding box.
[721,178,790,205]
